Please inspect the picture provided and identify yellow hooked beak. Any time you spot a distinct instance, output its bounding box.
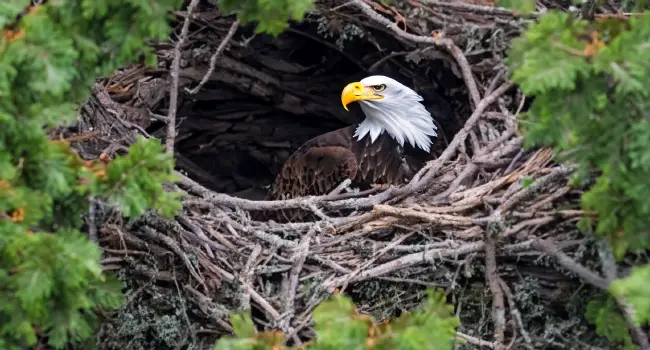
[341,82,384,111]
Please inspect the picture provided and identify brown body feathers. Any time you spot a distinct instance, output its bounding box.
[254,125,431,222]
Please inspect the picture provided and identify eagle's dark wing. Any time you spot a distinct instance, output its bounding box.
[268,125,426,201]
[267,126,359,200]
[258,126,431,222]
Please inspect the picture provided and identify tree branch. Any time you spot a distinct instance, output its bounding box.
[167,0,200,153]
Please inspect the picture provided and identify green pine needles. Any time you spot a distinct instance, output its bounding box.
[0,0,184,348]
[507,11,650,258]
[0,0,324,348]
[215,290,461,350]
[219,0,314,35]
[506,8,650,348]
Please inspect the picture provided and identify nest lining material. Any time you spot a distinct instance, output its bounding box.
[71,1,617,349]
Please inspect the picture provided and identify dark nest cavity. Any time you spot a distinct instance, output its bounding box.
[168,24,467,196]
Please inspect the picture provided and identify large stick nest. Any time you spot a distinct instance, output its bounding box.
[68,0,620,349]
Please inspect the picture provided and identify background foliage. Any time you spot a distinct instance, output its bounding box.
[505,5,650,348]
[0,0,183,348]
[218,0,314,35]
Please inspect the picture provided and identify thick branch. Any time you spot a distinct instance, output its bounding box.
[532,239,609,290]
[167,0,200,153]
[351,0,482,107]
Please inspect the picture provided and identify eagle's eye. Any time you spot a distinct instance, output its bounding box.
[372,84,387,92]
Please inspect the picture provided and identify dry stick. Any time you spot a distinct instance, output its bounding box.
[498,278,533,348]
[338,232,415,294]
[420,0,539,18]
[484,235,505,344]
[240,245,262,312]
[87,197,98,242]
[432,128,518,201]
[172,268,196,344]
[372,204,476,226]
[178,215,216,259]
[322,238,546,292]
[201,257,283,322]
[140,226,205,285]
[351,0,481,107]
[455,331,502,349]
[496,164,576,214]
[323,241,486,290]
[534,239,650,348]
[183,285,235,332]
[473,136,523,165]
[529,186,571,210]
[325,179,352,197]
[618,300,650,350]
[187,19,240,95]
[598,242,650,349]
[409,82,514,193]
[532,239,609,290]
[167,0,200,153]
[281,231,313,332]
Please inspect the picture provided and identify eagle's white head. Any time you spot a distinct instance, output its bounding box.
[341,75,437,152]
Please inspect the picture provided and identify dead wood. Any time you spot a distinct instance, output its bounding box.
[67,0,633,349]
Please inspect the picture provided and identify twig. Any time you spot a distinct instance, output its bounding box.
[323,241,485,289]
[326,179,352,197]
[200,258,282,322]
[178,172,381,211]
[617,299,650,349]
[187,20,239,95]
[485,234,505,344]
[432,128,519,201]
[178,215,216,259]
[532,239,609,290]
[484,69,506,96]
[167,0,200,153]
[173,267,196,345]
[496,165,576,214]
[339,232,415,294]
[598,241,650,349]
[455,331,503,349]
[420,0,538,18]
[87,197,98,242]
[281,230,313,332]
[241,244,262,312]
[529,186,571,210]
[409,82,514,192]
[139,226,205,285]
[372,204,476,226]
[351,0,482,107]
[498,278,533,347]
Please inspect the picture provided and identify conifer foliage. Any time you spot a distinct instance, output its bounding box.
[0,0,183,348]
[219,0,314,35]
[214,290,461,350]
[507,10,650,258]
[506,7,650,348]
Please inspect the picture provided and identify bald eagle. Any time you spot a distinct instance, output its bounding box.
[267,75,438,202]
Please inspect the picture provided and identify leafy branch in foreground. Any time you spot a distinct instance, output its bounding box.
[0,0,184,348]
[215,289,461,350]
[507,11,650,258]
[0,0,341,347]
[218,0,314,35]
[506,9,650,348]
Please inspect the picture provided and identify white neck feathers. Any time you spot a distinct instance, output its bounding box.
[354,88,437,152]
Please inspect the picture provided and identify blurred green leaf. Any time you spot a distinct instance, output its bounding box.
[496,0,536,14]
